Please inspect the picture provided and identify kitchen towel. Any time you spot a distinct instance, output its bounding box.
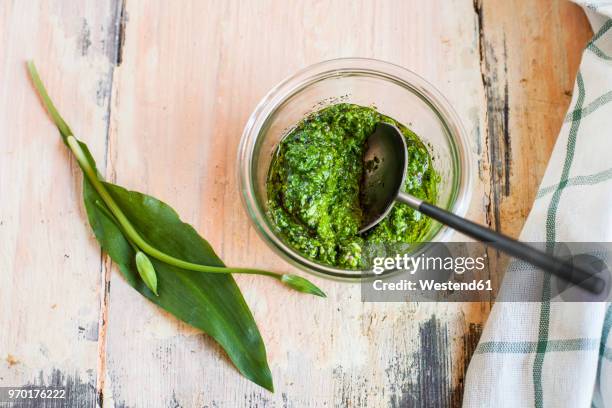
[463,2,612,407]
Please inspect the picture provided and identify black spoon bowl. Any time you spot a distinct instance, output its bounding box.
[359,122,605,295]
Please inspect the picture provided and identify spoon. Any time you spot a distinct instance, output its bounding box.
[359,122,605,294]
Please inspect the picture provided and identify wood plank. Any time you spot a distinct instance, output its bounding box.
[477,0,593,237]
[102,1,487,406]
[476,0,592,290]
[0,0,122,406]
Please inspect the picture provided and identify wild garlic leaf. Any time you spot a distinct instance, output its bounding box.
[83,178,274,391]
[28,61,274,391]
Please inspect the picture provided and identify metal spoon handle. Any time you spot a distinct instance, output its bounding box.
[396,192,605,294]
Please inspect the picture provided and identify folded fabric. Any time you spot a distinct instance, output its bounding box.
[463,3,612,407]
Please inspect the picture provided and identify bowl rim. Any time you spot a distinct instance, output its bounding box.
[237,57,473,280]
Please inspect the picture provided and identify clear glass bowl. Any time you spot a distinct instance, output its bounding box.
[238,58,473,279]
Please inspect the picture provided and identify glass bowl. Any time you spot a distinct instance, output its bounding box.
[238,58,473,279]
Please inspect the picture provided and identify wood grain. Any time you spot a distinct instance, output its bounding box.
[0,1,123,406]
[477,0,592,237]
[475,0,592,290]
[0,1,592,407]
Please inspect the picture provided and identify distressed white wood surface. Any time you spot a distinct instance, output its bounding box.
[0,1,122,406]
[0,1,592,407]
[103,1,485,407]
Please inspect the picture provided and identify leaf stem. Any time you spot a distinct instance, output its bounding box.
[67,136,278,279]
[94,200,140,253]
[28,60,325,297]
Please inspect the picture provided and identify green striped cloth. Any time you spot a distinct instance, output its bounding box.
[463,3,612,407]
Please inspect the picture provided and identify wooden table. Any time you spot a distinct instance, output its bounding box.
[0,1,593,406]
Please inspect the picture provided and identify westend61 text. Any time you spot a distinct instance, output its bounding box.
[373,279,493,291]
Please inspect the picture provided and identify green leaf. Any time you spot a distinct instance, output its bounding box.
[135,251,158,296]
[28,61,274,391]
[83,180,274,391]
[281,274,327,297]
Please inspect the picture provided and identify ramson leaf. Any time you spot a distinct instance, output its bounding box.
[28,60,274,391]
[83,181,273,391]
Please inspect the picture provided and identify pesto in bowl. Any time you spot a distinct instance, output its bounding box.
[266,103,439,269]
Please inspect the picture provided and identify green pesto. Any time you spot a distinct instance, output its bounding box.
[266,103,439,269]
